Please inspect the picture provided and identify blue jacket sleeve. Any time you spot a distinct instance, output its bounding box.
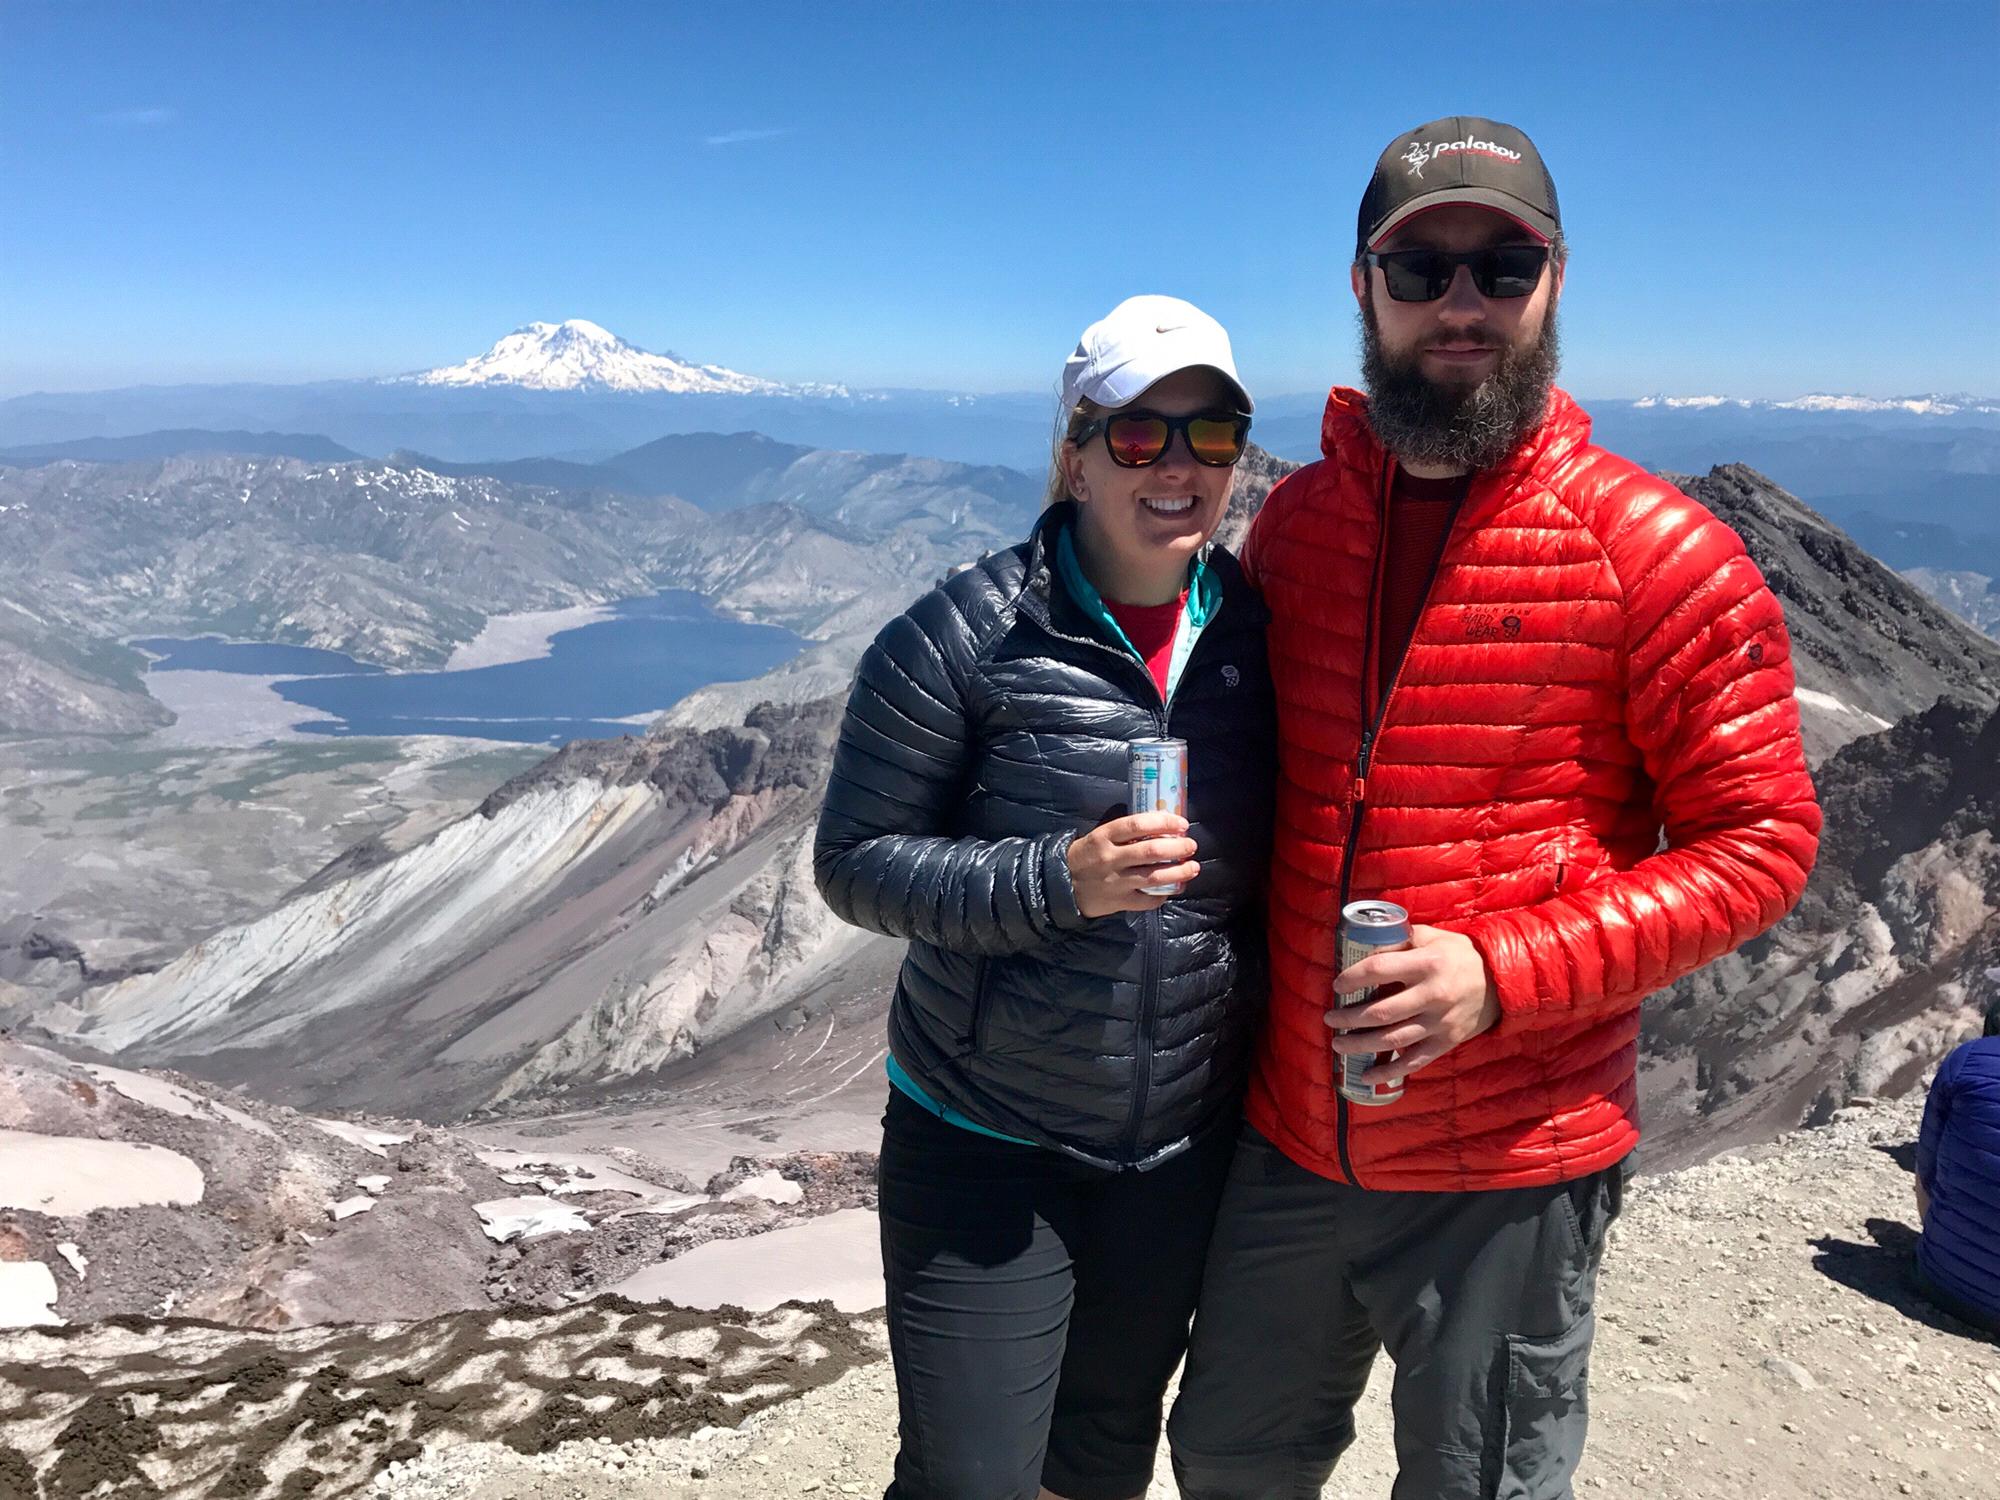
[1917,1045,1962,1192]
[813,587,1091,955]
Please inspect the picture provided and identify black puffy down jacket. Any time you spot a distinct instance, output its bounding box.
[814,502,1275,1169]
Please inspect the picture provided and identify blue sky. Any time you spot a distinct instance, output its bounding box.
[3,0,1996,399]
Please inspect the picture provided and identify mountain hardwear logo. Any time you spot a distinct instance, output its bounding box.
[1462,609,1525,640]
[1402,135,1523,178]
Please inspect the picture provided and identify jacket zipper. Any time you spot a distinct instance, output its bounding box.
[1331,463,1468,1186]
[1122,904,1164,1157]
[1025,561,1222,1165]
[963,956,991,1052]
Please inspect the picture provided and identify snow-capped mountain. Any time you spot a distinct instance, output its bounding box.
[395,319,848,397]
[1773,393,2000,416]
[1629,391,2000,416]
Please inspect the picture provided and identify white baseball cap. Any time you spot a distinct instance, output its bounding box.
[1060,295,1253,415]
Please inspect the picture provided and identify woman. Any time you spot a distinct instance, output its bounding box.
[814,295,1276,1500]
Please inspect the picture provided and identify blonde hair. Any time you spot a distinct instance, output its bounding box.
[1043,395,1107,510]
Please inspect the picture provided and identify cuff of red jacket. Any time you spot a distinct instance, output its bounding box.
[1459,913,1545,1025]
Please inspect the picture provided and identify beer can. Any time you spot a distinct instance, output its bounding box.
[1336,899,1413,1106]
[1127,738,1189,896]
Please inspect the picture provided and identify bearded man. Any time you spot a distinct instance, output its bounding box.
[1166,117,1822,1499]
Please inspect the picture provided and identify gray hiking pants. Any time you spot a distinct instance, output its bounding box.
[1167,1125,1624,1500]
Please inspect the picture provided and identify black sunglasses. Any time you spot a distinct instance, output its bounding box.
[1364,244,1550,303]
[1073,409,1252,468]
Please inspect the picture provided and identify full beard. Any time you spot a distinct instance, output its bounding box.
[1358,299,1561,471]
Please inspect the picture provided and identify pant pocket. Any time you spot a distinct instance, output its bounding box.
[1557,1167,1622,1262]
[1495,1314,1594,1500]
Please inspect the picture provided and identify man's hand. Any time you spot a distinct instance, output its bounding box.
[1326,925,1499,1087]
[1066,813,1198,918]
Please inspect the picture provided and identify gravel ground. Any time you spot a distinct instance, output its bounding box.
[373,1093,1998,1500]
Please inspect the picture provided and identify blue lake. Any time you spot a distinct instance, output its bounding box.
[133,639,387,676]
[139,591,804,744]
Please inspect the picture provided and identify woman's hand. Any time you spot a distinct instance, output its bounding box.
[1066,813,1199,917]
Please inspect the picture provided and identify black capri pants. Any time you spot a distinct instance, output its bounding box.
[877,1087,1237,1500]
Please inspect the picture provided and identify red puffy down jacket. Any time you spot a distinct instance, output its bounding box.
[1243,386,1821,1190]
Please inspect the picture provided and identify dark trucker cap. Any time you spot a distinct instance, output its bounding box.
[1357,116,1560,258]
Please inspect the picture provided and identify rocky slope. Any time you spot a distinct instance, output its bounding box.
[0,1036,888,1498]
[0,737,545,1021]
[0,1036,879,1329]
[33,700,867,1119]
[1212,440,1300,553]
[0,607,169,736]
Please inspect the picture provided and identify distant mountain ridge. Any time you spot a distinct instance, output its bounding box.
[14,323,1997,480]
[0,429,362,466]
[1631,392,2000,416]
[1900,569,2000,639]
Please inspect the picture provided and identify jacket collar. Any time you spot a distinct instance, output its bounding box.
[1318,384,1595,498]
[1054,522,1218,630]
[1020,500,1224,641]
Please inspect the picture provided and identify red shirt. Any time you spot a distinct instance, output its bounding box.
[1104,591,1186,702]
[1377,469,1469,698]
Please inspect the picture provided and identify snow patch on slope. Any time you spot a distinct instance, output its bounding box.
[0,1130,205,1214]
[473,1195,591,1243]
[0,1263,62,1328]
[1795,687,1893,730]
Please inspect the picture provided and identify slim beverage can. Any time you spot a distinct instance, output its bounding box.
[1336,899,1413,1106]
[1127,738,1189,896]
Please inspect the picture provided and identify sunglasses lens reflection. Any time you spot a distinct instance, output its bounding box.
[1382,252,1451,302]
[1186,417,1245,465]
[1106,417,1171,466]
[1482,246,1547,297]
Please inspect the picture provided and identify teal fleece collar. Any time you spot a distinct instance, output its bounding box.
[1053,522,1218,660]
